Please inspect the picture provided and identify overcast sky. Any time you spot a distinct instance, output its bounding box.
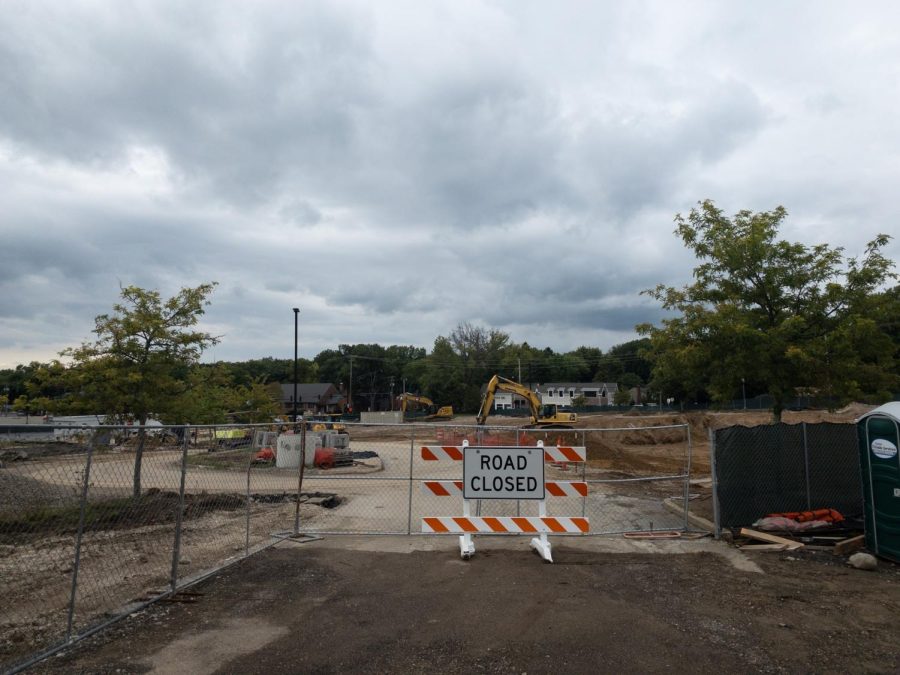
[2,1,898,368]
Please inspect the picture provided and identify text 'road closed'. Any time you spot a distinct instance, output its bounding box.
[463,447,545,500]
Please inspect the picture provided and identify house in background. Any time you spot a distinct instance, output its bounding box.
[536,382,619,407]
[279,383,344,414]
[491,384,541,411]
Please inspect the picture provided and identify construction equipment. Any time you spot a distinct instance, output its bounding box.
[397,393,454,421]
[213,428,251,450]
[476,375,577,429]
[305,414,349,435]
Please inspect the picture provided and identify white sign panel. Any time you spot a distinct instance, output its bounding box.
[463,446,545,500]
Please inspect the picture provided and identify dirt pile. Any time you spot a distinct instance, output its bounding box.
[0,487,248,539]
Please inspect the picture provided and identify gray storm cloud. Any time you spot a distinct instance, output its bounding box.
[0,1,898,366]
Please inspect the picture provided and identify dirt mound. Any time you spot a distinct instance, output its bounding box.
[0,488,248,539]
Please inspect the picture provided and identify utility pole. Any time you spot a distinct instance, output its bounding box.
[389,377,395,410]
[292,308,299,423]
[518,358,521,383]
[348,356,354,415]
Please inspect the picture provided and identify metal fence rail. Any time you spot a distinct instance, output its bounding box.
[1,418,692,671]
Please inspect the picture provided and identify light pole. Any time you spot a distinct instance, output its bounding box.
[348,355,354,416]
[741,377,746,410]
[293,308,299,423]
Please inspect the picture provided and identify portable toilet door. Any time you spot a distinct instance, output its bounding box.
[857,403,900,562]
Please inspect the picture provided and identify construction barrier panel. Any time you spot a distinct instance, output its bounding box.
[420,441,589,561]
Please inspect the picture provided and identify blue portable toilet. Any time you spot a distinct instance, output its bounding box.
[857,403,900,562]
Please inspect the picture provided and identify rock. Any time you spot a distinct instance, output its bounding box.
[848,552,877,570]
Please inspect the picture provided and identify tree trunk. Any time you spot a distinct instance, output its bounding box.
[771,394,784,423]
[133,422,146,499]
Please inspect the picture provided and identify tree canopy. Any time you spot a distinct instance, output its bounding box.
[25,283,221,496]
[639,200,897,419]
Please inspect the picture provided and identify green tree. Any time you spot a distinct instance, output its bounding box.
[421,336,468,411]
[449,323,511,411]
[17,360,73,415]
[1,362,46,409]
[166,363,234,425]
[61,283,218,496]
[613,388,632,406]
[225,379,282,423]
[497,342,546,384]
[639,201,896,420]
[568,346,604,381]
[223,357,317,387]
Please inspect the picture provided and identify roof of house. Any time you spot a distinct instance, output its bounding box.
[538,382,619,391]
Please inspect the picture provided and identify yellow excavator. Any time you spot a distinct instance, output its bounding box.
[476,375,578,429]
[397,393,454,421]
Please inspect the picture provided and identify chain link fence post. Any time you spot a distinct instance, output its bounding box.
[581,430,587,518]
[682,424,693,530]
[709,427,721,539]
[65,434,95,641]
[407,428,415,535]
[170,426,189,592]
[802,421,811,510]
[294,416,306,535]
[245,435,252,557]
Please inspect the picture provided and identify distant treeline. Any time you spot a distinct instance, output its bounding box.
[1,323,655,416]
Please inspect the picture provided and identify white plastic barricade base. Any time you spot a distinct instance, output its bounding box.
[531,535,553,562]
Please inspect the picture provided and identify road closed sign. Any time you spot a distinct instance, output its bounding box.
[463,446,545,500]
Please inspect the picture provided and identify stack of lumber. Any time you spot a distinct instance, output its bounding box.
[735,528,865,555]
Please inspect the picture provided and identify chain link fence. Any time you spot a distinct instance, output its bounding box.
[1,418,692,671]
[709,422,862,536]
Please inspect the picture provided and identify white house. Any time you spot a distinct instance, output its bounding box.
[492,388,537,410]
[536,382,619,407]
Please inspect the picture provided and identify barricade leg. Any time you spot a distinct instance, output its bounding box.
[530,499,553,563]
[459,499,476,560]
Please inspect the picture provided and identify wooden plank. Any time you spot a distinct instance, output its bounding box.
[738,544,788,551]
[739,528,804,550]
[833,534,865,556]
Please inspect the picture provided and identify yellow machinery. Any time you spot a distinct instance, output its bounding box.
[397,393,454,421]
[305,414,348,435]
[476,375,577,428]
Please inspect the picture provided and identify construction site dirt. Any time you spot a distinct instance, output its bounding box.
[409,404,873,477]
[28,536,900,674]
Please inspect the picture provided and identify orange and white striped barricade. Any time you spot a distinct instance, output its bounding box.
[420,440,589,562]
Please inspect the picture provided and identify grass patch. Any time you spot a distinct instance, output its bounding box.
[185,448,258,470]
